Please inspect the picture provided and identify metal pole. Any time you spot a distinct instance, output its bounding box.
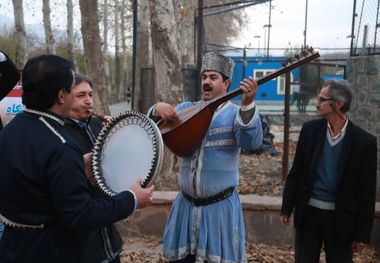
[197,0,204,89]
[282,72,291,180]
[317,63,321,96]
[254,35,261,56]
[131,0,137,110]
[263,26,267,55]
[267,0,272,58]
[242,47,246,79]
[362,24,369,55]
[343,65,347,79]
[203,1,265,17]
[202,0,269,10]
[350,0,357,56]
[303,0,308,51]
[374,0,380,51]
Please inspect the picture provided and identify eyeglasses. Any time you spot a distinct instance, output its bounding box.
[317,97,334,103]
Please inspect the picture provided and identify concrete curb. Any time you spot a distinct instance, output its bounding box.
[153,191,380,212]
[120,191,380,245]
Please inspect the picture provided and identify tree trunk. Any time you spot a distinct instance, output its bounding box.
[12,0,27,68]
[66,0,75,65]
[175,0,196,64]
[136,0,152,112]
[114,0,121,102]
[79,0,109,114]
[149,0,184,188]
[42,0,56,54]
[149,0,183,104]
[120,0,128,101]
[102,0,111,98]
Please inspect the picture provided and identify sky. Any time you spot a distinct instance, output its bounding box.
[0,0,82,38]
[232,0,355,52]
[0,0,377,56]
[0,0,81,28]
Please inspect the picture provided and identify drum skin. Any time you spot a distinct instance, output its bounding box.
[92,111,163,196]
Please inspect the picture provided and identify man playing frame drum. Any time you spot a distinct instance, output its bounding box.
[64,73,124,263]
[0,55,154,263]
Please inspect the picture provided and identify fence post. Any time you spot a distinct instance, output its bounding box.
[282,71,291,180]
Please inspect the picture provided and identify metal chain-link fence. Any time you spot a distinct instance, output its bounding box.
[351,0,380,56]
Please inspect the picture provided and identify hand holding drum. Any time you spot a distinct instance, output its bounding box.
[130,180,155,208]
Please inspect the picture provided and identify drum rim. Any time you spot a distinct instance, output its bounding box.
[92,111,163,196]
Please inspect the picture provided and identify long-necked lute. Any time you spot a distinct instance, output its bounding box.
[159,48,320,157]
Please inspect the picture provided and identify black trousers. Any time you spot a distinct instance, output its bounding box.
[170,254,208,263]
[295,206,353,263]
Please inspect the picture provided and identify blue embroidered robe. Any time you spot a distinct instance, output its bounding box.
[163,101,263,263]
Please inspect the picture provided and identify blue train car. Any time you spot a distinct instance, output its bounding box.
[322,74,344,81]
[228,56,300,103]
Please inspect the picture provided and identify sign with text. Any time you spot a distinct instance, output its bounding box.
[0,79,23,126]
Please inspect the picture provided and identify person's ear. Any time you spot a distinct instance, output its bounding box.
[57,89,67,104]
[224,79,231,91]
[333,99,345,111]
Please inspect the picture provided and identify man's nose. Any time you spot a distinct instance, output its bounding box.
[203,77,211,85]
[85,96,93,105]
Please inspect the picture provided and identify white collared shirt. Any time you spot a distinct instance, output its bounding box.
[326,118,348,146]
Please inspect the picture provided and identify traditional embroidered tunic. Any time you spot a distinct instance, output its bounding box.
[0,111,136,263]
[163,101,263,263]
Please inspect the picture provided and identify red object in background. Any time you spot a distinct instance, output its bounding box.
[6,79,22,97]
[0,78,23,126]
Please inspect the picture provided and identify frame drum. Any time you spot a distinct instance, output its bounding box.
[92,111,163,196]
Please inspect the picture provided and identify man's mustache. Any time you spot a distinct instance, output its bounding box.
[203,84,212,91]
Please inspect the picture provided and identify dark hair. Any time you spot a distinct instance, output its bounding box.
[22,55,74,111]
[323,79,353,113]
[221,73,231,91]
[74,73,93,88]
[221,73,229,82]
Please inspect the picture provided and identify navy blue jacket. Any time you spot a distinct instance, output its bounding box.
[64,117,123,262]
[0,111,135,263]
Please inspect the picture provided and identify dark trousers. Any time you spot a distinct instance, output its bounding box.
[170,254,208,263]
[295,206,353,263]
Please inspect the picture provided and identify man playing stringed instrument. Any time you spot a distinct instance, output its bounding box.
[150,52,263,263]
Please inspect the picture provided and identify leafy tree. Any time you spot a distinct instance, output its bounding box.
[203,0,248,46]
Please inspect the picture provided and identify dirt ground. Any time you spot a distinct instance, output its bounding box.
[152,140,295,196]
[120,236,379,263]
[121,127,379,262]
